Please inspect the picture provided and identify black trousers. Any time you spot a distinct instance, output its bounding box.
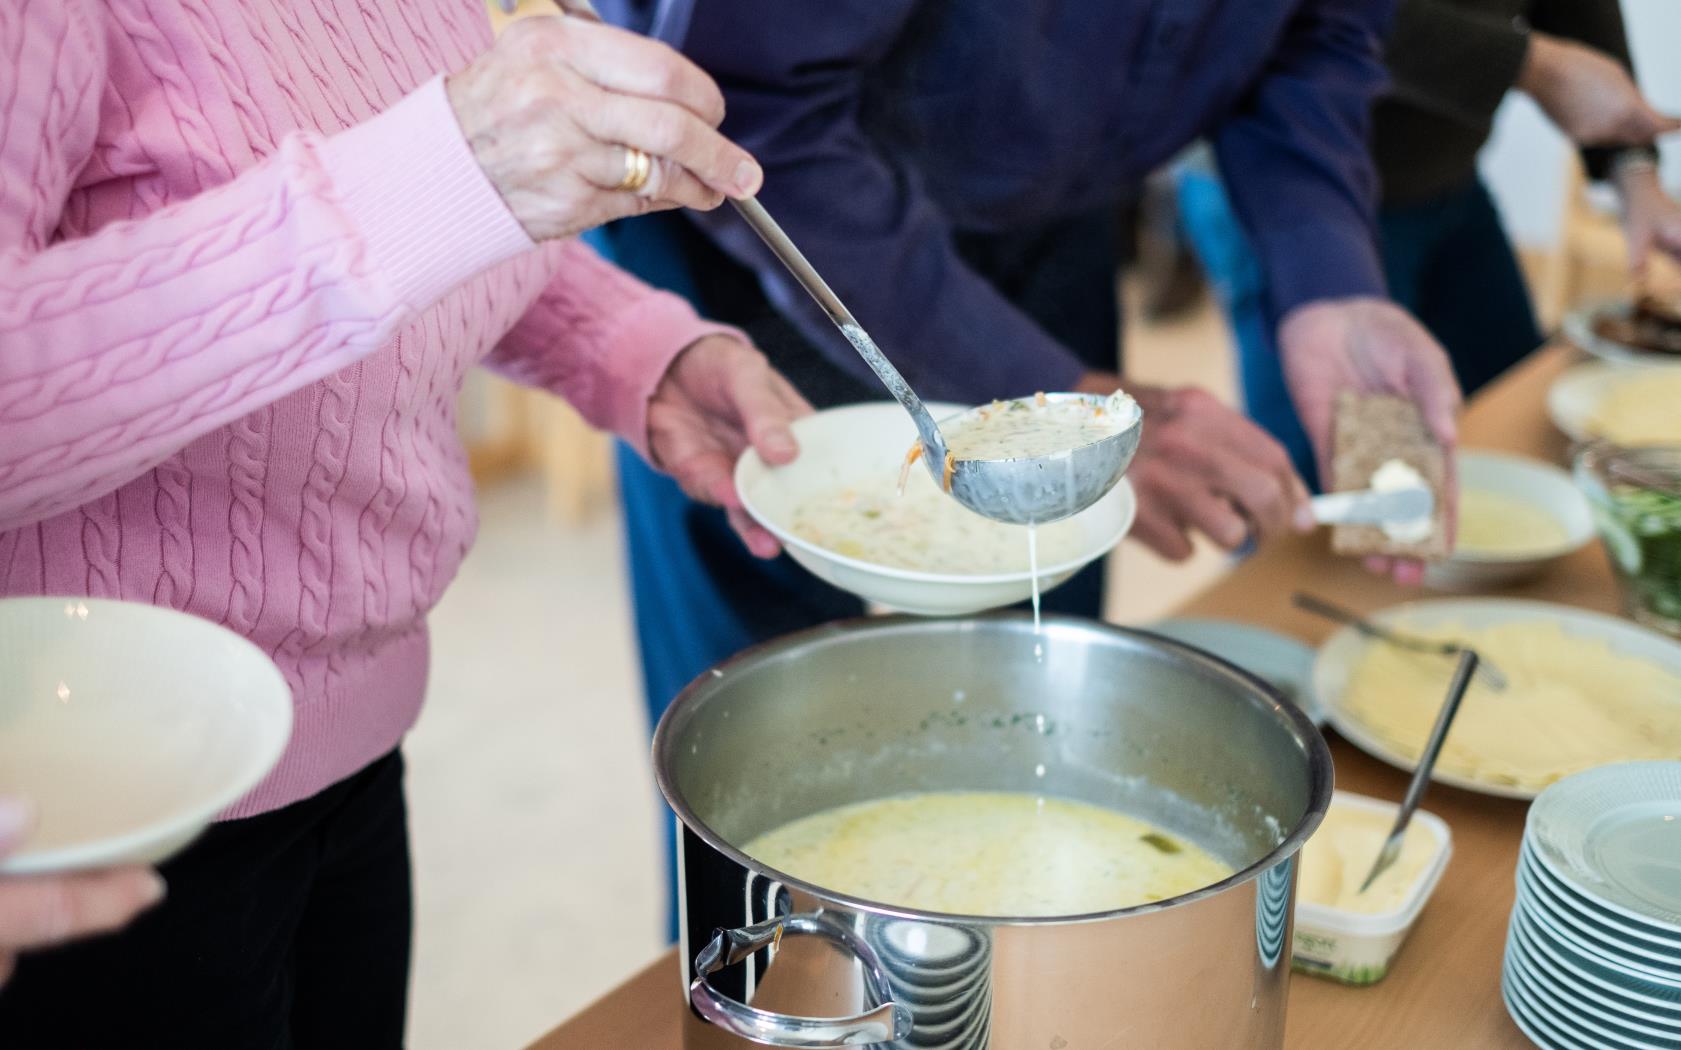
[0,752,412,1050]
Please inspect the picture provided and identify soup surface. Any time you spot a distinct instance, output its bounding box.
[1455,489,1568,556]
[1587,372,1681,446]
[943,393,1138,462]
[789,469,1086,574]
[742,790,1233,917]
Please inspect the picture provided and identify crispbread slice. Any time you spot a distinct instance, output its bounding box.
[1329,392,1449,560]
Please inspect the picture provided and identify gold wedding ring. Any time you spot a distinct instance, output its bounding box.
[616,147,652,193]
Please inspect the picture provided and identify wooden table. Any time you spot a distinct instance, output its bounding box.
[533,345,1605,1049]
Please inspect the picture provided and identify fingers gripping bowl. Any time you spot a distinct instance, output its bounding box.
[736,402,1137,615]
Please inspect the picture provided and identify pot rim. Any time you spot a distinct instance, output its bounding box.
[653,612,1334,928]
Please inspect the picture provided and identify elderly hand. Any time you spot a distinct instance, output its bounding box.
[648,336,812,558]
[1518,33,1681,148]
[1278,297,1462,585]
[1077,373,1311,561]
[0,799,164,987]
[1616,162,1681,277]
[448,15,762,241]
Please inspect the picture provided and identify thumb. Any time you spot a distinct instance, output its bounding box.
[1628,220,1654,278]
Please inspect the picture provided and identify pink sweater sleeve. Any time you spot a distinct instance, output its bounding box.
[484,240,746,459]
[0,2,533,531]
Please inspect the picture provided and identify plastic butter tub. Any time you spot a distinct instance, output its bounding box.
[1291,790,1453,985]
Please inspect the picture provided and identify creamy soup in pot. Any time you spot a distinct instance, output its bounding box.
[742,791,1233,917]
[942,392,1139,462]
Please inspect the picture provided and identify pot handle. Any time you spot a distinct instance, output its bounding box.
[690,913,914,1048]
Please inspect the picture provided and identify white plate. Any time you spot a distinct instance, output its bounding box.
[1315,600,1681,800]
[1521,841,1681,950]
[1513,904,1681,1010]
[1425,450,1595,591]
[1547,360,1681,444]
[0,597,292,874]
[1528,761,1681,935]
[736,402,1136,615]
[1518,869,1681,980]
[1144,619,1323,725]
[1561,302,1681,367]
[1510,889,1681,1031]
[1505,945,1659,1050]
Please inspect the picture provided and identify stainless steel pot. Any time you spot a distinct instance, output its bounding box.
[654,615,1332,1049]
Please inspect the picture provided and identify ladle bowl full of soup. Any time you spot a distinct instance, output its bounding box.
[654,615,1332,1049]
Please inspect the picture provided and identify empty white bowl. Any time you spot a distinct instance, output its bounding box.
[1425,450,1595,590]
[0,597,292,874]
[737,402,1136,615]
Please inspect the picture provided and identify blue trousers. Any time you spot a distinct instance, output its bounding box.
[1178,173,1543,490]
[593,212,1119,940]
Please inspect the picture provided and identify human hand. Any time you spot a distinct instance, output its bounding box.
[1278,297,1462,585]
[448,15,763,241]
[1076,373,1311,561]
[1617,162,1681,278]
[1518,33,1681,148]
[648,336,812,558]
[0,799,164,987]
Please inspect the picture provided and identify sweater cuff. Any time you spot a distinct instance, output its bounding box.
[595,292,747,460]
[318,75,535,314]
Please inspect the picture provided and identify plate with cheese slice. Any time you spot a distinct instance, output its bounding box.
[1314,599,1681,799]
[1548,361,1681,447]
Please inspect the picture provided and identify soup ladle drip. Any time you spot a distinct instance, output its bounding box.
[731,196,1141,526]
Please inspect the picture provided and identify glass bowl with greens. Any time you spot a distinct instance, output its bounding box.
[1575,443,1681,636]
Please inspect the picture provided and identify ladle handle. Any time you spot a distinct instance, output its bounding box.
[730,197,947,456]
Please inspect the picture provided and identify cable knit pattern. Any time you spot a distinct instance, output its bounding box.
[0,0,739,817]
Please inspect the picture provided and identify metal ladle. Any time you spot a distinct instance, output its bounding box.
[730,198,1141,526]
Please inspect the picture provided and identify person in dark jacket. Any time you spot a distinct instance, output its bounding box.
[1183,0,1681,484]
[590,0,1464,935]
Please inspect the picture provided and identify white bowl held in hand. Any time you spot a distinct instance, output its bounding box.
[736,402,1137,615]
[0,597,292,875]
[1425,450,1595,590]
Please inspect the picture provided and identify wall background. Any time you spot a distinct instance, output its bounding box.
[1482,0,1681,247]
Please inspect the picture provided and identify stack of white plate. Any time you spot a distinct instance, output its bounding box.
[1504,762,1681,1049]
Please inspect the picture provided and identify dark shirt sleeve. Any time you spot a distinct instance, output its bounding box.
[1532,0,1641,180]
[658,0,1089,404]
[1213,0,1396,322]
[1384,0,1530,129]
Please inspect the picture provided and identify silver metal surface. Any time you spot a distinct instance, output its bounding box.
[1358,650,1477,895]
[690,915,914,1046]
[1292,592,1510,692]
[654,615,1333,1049]
[730,198,1138,526]
[1309,486,1434,527]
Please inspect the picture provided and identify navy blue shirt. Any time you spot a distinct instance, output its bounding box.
[601,0,1396,403]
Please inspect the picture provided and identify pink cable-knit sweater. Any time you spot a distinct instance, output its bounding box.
[1,1,734,817]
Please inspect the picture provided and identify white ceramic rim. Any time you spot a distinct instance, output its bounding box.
[0,597,293,875]
[1314,599,1681,801]
[1446,449,1595,565]
[735,406,1137,586]
[1526,761,1681,934]
[1510,877,1681,1028]
[1519,840,1681,949]
[1512,900,1681,1009]
[1562,301,1658,368]
[1518,867,1681,979]
[1546,360,1681,444]
[1505,939,1655,1050]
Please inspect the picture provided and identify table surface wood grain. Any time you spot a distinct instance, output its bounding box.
[531,345,1600,1049]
